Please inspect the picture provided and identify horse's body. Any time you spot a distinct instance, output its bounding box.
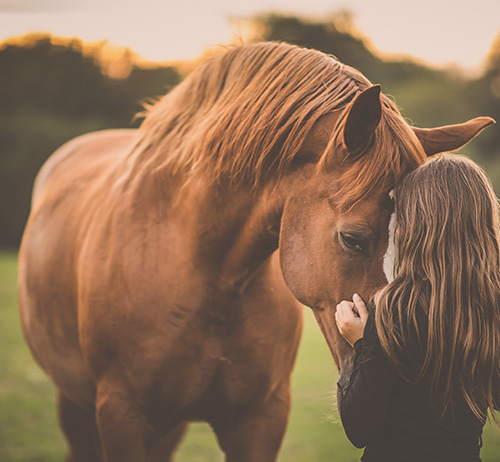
[18,42,493,462]
[22,127,303,460]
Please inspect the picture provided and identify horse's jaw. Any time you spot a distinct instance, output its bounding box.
[313,305,356,406]
[311,306,354,377]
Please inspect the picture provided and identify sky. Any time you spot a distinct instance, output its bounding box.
[0,0,499,73]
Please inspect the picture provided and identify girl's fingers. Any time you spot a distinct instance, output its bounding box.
[335,298,366,347]
[353,293,368,322]
[336,301,353,322]
[337,300,354,312]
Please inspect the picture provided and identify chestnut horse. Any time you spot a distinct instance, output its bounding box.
[18,42,493,462]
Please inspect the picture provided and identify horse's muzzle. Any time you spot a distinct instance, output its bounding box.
[311,305,354,373]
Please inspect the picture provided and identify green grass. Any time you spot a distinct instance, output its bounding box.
[1,251,500,461]
[0,252,66,462]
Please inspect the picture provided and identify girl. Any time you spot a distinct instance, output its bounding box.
[335,154,500,462]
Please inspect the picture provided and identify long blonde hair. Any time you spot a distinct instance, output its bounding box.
[375,154,500,422]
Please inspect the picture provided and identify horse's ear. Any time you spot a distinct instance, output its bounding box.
[412,117,495,156]
[343,85,382,155]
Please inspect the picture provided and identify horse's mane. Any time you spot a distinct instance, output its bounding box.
[127,42,426,205]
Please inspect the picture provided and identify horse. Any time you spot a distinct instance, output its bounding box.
[18,42,493,462]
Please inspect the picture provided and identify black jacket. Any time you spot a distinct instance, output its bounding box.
[338,307,485,462]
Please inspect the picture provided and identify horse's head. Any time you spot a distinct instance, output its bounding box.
[279,85,494,387]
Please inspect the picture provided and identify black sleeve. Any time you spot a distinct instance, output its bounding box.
[337,309,397,448]
[493,375,500,411]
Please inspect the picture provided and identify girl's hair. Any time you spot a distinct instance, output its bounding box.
[374,154,500,422]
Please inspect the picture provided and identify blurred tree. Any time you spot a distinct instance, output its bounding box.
[251,14,485,129]
[0,35,180,248]
[468,32,500,160]
[485,32,500,97]
[252,12,380,79]
[117,65,181,113]
[0,37,117,118]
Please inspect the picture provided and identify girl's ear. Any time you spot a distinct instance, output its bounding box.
[412,117,495,156]
[343,85,382,155]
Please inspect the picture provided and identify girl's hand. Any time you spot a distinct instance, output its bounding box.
[335,294,368,347]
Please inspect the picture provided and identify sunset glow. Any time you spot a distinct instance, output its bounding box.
[0,0,499,73]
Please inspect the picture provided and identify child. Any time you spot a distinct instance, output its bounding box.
[335,154,500,462]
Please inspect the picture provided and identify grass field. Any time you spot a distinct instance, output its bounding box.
[1,251,500,461]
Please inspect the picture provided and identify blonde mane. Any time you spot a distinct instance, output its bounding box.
[127,41,426,198]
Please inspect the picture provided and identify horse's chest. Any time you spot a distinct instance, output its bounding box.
[152,334,279,424]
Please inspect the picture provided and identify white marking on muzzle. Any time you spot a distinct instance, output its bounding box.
[383,192,396,283]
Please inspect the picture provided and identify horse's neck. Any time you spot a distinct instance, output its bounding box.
[173,177,285,292]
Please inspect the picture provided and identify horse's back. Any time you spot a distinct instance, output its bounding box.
[32,129,137,207]
[18,128,137,407]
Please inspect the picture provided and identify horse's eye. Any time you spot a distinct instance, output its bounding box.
[339,232,368,253]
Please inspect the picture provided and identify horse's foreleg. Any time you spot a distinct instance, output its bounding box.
[214,380,291,462]
[147,423,188,462]
[57,391,102,462]
[95,380,151,462]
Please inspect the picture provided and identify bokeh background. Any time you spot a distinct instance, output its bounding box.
[1,1,500,460]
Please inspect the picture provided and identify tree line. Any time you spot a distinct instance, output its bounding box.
[1,13,499,248]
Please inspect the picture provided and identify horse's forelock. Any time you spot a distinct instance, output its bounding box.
[324,96,427,211]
